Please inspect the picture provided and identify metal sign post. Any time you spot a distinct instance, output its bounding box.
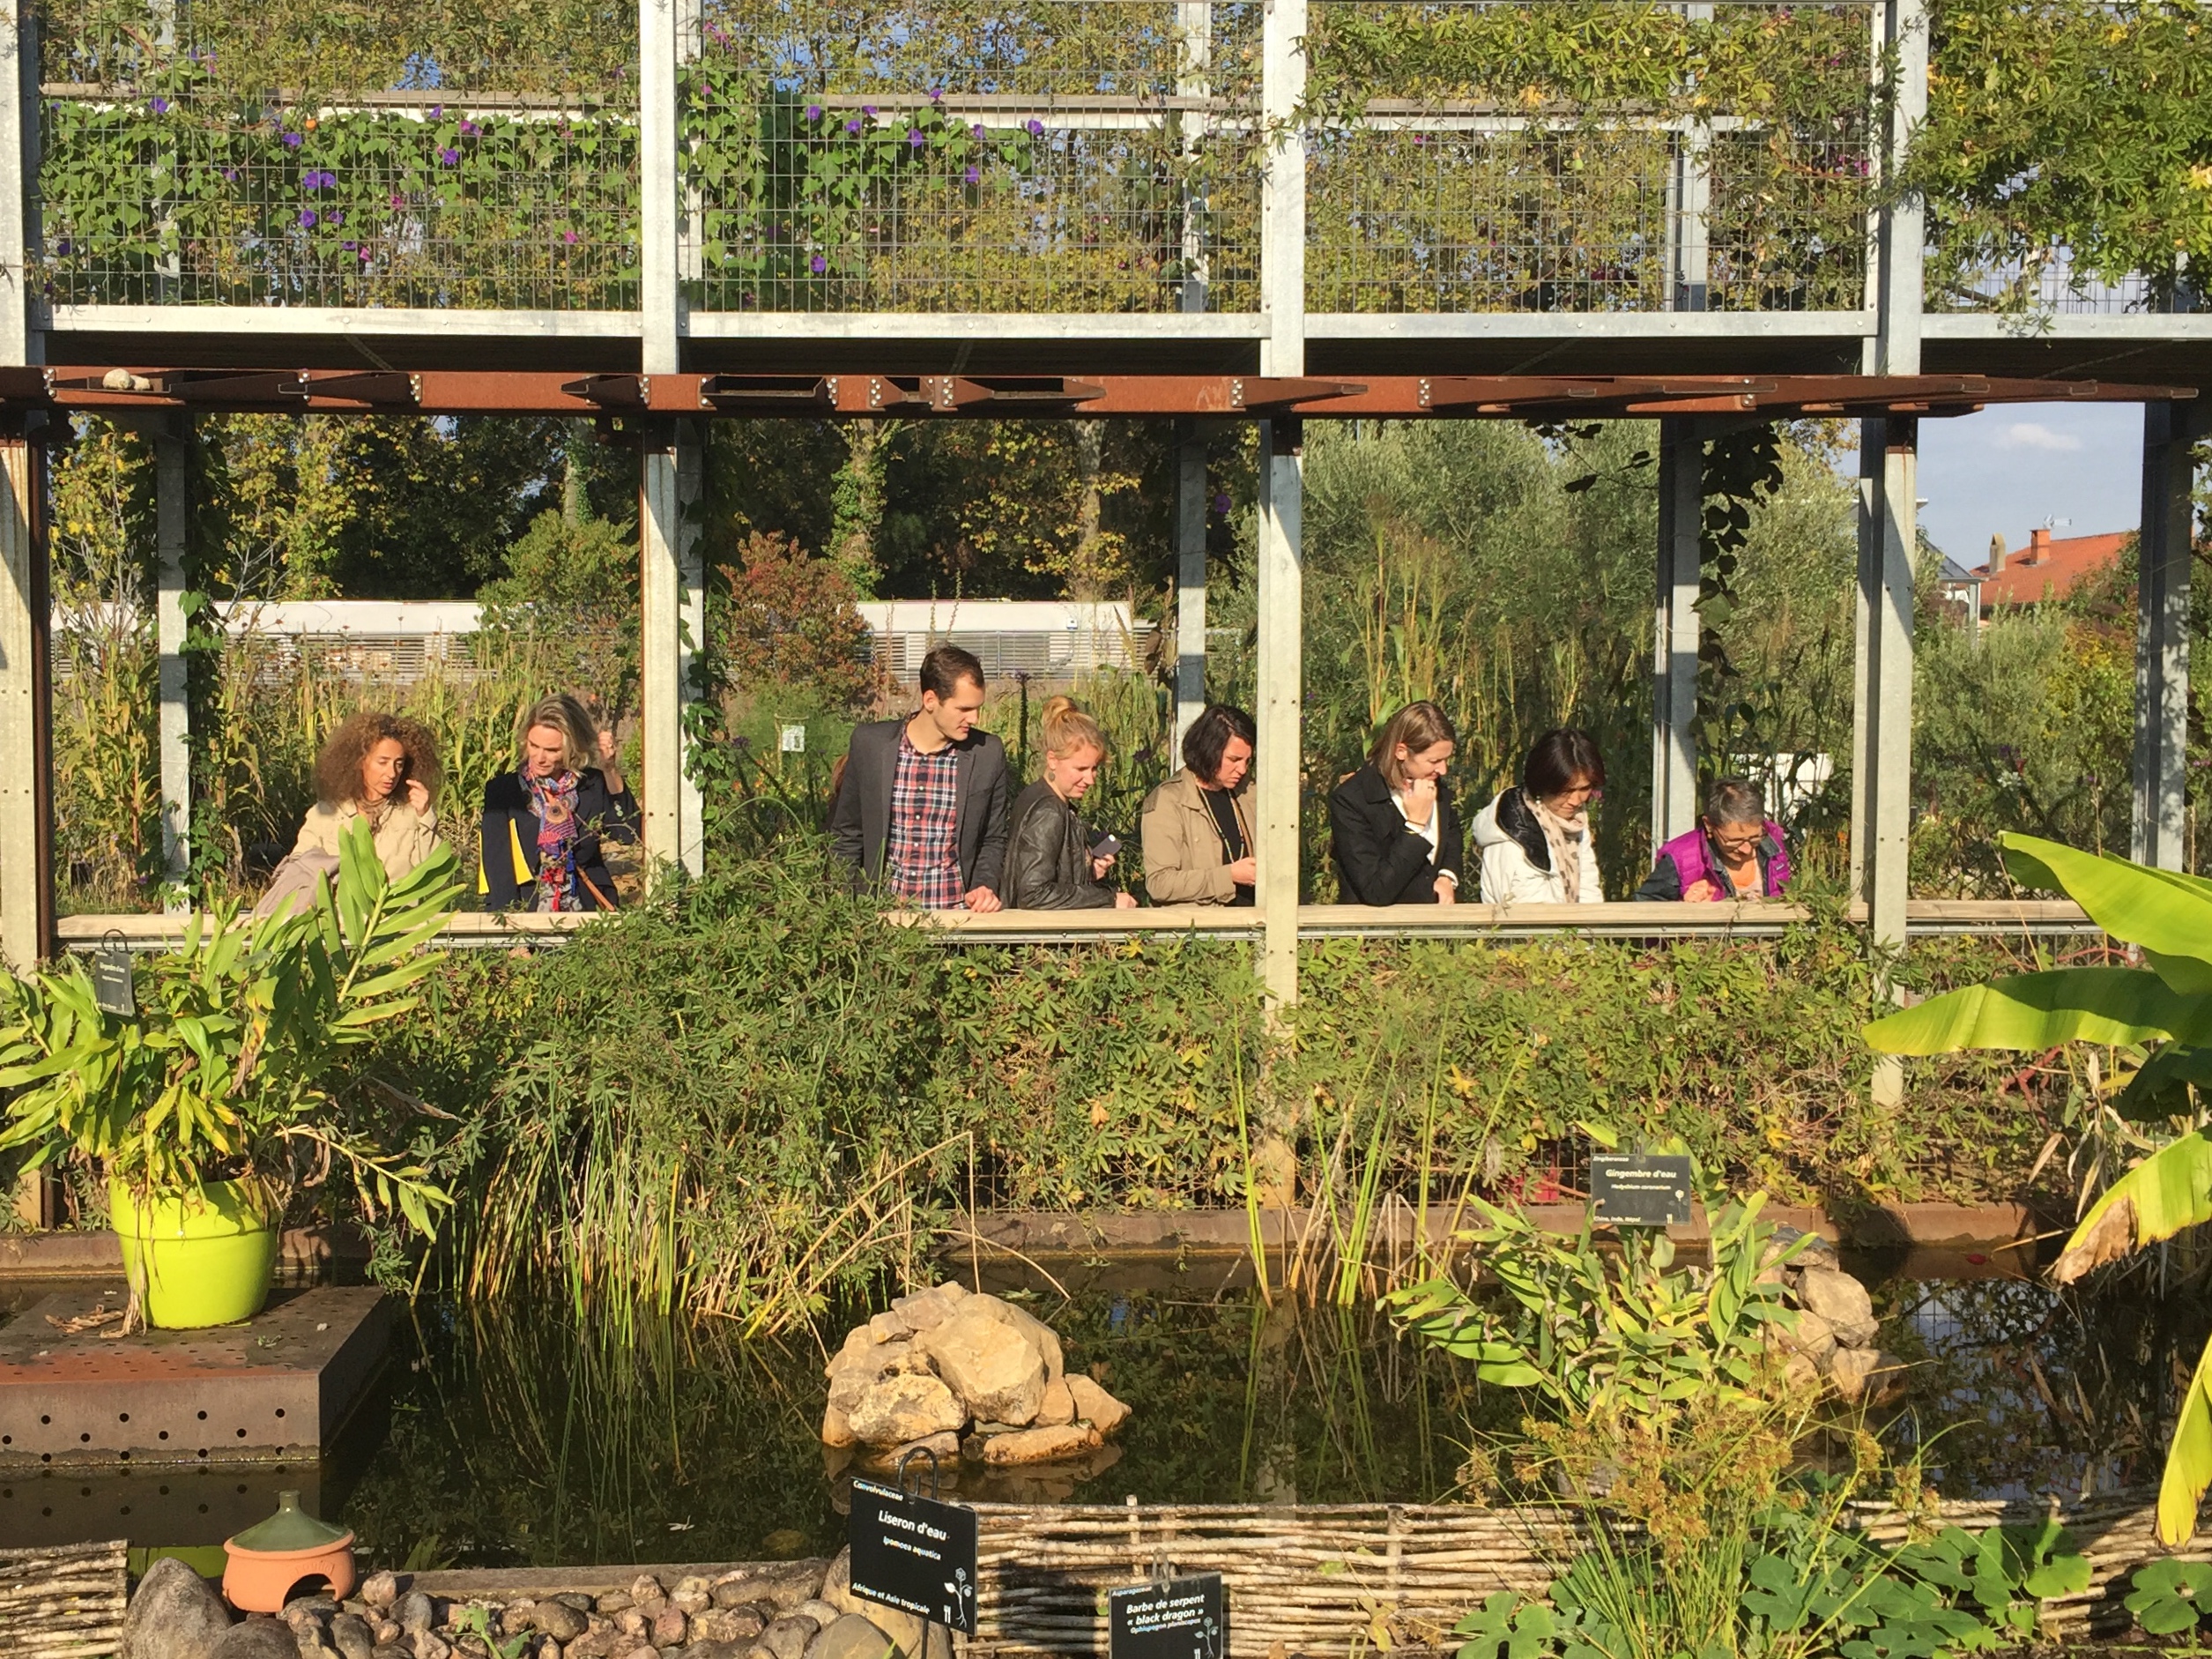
[1589,1153,1694,1228]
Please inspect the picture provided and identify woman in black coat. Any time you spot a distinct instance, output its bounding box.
[1000,697,1138,911]
[480,694,640,911]
[1329,700,1464,905]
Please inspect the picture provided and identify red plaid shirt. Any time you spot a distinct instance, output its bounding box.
[887,729,965,909]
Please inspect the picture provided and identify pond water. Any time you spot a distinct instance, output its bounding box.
[1,1247,2201,1568]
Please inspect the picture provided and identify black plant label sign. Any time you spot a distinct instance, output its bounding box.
[1109,1573,1227,1659]
[1591,1154,1694,1227]
[848,1477,980,1635]
[92,948,136,1018]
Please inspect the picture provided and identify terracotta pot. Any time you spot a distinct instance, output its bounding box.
[221,1490,356,1612]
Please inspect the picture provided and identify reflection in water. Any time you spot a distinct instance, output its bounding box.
[1867,1261,2208,1503]
[3,1262,2203,1565]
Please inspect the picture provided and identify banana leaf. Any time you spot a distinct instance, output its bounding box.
[1864,967,2212,1054]
[2052,1130,2212,1283]
[2116,1045,2212,1121]
[2161,1334,2212,1545]
[2000,833,2212,993]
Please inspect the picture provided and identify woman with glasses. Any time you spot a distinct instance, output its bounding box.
[1635,776,1793,902]
[1472,729,1607,905]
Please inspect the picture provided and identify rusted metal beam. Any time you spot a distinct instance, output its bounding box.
[14,368,2198,420]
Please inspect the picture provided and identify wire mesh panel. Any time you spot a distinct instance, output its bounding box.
[1309,123,1671,312]
[683,0,1262,312]
[1926,247,2198,316]
[37,0,639,309]
[1303,0,1874,315]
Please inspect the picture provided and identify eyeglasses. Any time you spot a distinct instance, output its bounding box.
[1711,829,1763,852]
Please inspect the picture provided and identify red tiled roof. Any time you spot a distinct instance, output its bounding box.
[1971,529,2131,607]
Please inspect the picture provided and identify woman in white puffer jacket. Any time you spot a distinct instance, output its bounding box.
[1471,728,1607,905]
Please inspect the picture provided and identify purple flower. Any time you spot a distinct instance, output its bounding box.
[908,128,924,147]
[439,147,459,166]
[328,210,343,226]
[963,165,979,183]
[148,96,169,115]
[223,167,241,182]
[562,228,580,243]
[862,104,877,116]
[340,239,357,250]
[1213,492,1230,513]
[390,192,405,206]
[430,104,443,119]
[845,118,861,133]
[1025,118,1043,137]
[298,209,317,227]
[971,123,984,138]
[805,103,822,121]
[810,254,827,273]
[929,86,944,100]
[282,130,302,148]
[460,118,479,136]
[54,237,71,255]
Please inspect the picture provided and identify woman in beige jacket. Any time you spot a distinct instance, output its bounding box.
[1139,703,1256,905]
[259,712,442,912]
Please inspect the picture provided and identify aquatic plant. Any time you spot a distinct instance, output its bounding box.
[1866,832,2212,1544]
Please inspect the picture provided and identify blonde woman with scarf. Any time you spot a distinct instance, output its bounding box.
[1472,729,1607,905]
[479,694,639,911]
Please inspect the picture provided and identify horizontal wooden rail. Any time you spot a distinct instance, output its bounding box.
[55,898,2093,952]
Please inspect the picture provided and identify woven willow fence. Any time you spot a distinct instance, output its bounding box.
[0,1540,127,1659]
[961,1493,2204,1656]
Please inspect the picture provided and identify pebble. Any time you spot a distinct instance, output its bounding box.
[395,1593,436,1636]
[651,1609,689,1647]
[360,1574,402,1612]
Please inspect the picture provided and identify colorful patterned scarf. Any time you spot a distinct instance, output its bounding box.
[523,766,583,911]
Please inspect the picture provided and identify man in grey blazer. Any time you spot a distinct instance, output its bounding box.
[828,644,1010,911]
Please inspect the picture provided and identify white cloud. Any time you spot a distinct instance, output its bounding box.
[1998,420,2084,453]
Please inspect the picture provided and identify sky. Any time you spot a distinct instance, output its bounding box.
[1903,401,2146,569]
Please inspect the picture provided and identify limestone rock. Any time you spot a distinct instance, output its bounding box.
[125,1555,234,1659]
[1034,1377,1075,1428]
[709,1561,830,1615]
[889,1283,968,1338]
[807,1614,902,1659]
[372,1648,412,1659]
[329,1615,377,1659]
[629,1577,665,1604]
[1828,1346,1907,1405]
[822,1402,857,1448]
[918,1307,1047,1426]
[212,1625,307,1659]
[794,1600,843,1631]
[595,1593,635,1617]
[563,1629,627,1659]
[1772,1307,1837,1364]
[394,1595,436,1636]
[982,1424,1102,1464]
[848,1373,968,1447]
[359,1576,400,1615]
[1065,1375,1130,1436]
[858,1429,961,1472]
[963,1296,1064,1387]
[672,1577,714,1613]
[1799,1267,1879,1348]
[530,1602,588,1644]
[688,1645,751,1659]
[756,1614,822,1659]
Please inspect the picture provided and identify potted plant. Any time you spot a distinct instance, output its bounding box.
[0,821,461,1328]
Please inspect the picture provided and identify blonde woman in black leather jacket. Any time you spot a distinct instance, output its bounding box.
[1000,696,1139,911]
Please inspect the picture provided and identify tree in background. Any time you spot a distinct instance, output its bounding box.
[476,511,642,720]
[716,532,874,714]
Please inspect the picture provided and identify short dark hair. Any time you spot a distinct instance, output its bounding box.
[1703,776,1765,826]
[1523,728,1606,799]
[1182,703,1256,785]
[918,644,985,702]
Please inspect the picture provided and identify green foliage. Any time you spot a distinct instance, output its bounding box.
[478,510,643,718]
[0,820,461,1231]
[1908,0,2212,310]
[2124,1559,2212,1635]
[1385,1196,1805,1416]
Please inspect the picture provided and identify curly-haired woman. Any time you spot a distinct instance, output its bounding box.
[257,711,442,913]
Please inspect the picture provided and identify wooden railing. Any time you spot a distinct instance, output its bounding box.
[54,898,2095,952]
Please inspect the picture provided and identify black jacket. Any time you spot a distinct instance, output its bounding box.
[479,767,639,911]
[1329,762,1464,905]
[1000,781,1117,910]
[828,719,1010,897]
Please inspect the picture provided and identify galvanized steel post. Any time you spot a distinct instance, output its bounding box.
[2133,400,2205,872]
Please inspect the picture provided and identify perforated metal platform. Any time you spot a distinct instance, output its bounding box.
[0,1285,389,1471]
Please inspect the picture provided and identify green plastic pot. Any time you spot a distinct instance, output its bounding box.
[108,1177,279,1328]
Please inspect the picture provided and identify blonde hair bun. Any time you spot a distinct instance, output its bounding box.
[1039,695,1107,760]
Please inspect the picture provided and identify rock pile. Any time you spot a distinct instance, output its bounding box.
[123,1555,944,1659]
[821,1282,1130,1470]
[1763,1231,1906,1406]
